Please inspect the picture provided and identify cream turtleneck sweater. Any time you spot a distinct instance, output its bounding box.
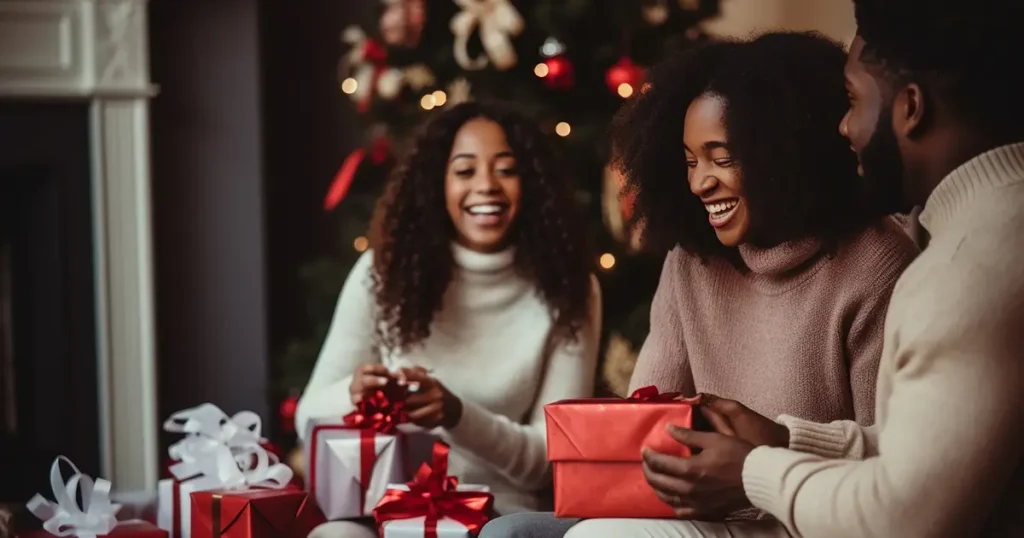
[295,244,601,515]
[744,143,1024,537]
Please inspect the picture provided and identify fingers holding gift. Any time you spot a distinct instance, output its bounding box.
[349,363,393,404]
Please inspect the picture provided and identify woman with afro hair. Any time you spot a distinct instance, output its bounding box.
[481,31,919,538]
[297,101,601,538]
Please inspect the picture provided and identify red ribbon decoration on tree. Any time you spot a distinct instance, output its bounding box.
[324,136,391,211]
[339,384,410,514]
[373,441,494,538]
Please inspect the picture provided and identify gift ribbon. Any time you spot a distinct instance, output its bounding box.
[629,385,704,404]
[373,442,493,538]
[26,456,121,538]
[324,137,391,211]
[450,0,524,71]
[210,494,223,538]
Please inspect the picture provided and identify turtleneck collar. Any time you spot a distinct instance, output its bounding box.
[920,142,1024,237]
[451,242,516,274]
[738,237,823,277]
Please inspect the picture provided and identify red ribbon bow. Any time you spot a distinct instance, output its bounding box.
[629,385,682,401]
[373,441,494,538]
[340,384,410,514]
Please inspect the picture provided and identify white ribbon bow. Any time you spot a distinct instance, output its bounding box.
[26,457,121,538]
[164,403,293,490]
[450,0,524,71]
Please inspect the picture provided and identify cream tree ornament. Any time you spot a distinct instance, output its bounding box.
[450,0,525,71]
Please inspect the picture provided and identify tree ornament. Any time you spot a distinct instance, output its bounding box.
[538,55,574,90]
[278,392,299,434]
[643,0,670,25]
[379,0,426,48]
[339,26,389,112]
[447,77,473,105]
[605,56,645,98]
[539,36,566,58]
[450,0,524,71]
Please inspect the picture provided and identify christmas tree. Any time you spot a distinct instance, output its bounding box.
[278,0,720,429]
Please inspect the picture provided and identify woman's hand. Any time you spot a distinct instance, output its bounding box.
[699,394,790,448]
[399,367,463,429]
[348,363,393,405]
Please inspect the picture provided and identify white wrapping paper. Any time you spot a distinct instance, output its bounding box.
[304,418,434,519]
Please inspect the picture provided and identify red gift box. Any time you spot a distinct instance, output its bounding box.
[189,488,324,538]
[18,520,168,538]
[544,387,701,518]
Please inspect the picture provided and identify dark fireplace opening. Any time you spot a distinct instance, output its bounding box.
[0,103,101,497]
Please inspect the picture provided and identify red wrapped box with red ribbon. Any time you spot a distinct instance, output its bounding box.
[374,441,494,538]
[544,386,703,518]
[189,488,324,538]
[304,384,435,519]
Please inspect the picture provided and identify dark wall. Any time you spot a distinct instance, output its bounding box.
[149,0,372,444]
[150,0,269,442]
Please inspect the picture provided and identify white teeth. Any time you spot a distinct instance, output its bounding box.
[466,204,504,215]
[704,200,738,215]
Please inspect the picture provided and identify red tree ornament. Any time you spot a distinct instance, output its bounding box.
[279,393,299,434]
[540,55,574,90]
[605,56,645,97]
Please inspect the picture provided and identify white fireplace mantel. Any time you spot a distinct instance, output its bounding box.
[0,0,158,490]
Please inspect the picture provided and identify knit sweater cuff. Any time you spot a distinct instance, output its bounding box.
[778,415,853,459]
[742,446,803,528]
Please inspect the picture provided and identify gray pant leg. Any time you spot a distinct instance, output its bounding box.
[480,512,580,538]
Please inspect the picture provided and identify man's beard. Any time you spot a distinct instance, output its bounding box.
[859,104,914,215]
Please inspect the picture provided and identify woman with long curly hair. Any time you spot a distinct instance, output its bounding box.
[482,31,919,538]
[297,102,601,538]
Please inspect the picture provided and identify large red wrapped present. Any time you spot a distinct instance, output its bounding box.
[17,520,168,538]
[189,488,324,538]
[544,387,702,518]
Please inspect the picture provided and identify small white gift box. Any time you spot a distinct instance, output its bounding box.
[377,483,492,538]
[304,417,434,519]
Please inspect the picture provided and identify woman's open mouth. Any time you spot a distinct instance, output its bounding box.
[705,198,740,228]
[464,203,509,226]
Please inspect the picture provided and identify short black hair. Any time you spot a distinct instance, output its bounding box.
[610,32,870,260]
[854,0,1024,137]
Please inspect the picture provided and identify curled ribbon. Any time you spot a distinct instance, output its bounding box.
[26,457,121,538]
[340,25,389,112]
[373,442,494,538]
[450,0,524,71]
[164,403,293,489]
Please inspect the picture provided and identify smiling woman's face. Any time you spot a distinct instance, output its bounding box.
[444,118,522,252]
[683,93,750,246]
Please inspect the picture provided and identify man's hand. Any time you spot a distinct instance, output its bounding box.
[399,367,463,429]
[349,363,394,405]
[642,425,755,520]
[700,394,789,448]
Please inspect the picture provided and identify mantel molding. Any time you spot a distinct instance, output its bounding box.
[0,0,157,491]
[0,0,155,98]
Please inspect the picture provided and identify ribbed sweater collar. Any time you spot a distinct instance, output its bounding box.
[920,142,1024,237]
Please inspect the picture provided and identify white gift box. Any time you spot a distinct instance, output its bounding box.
[378,483,491,538]
[304,417,434,519]
[157,478,221,538]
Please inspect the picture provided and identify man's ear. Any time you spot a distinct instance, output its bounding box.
[894,82,926,138]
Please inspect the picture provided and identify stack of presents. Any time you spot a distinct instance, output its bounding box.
[16,383,701,538]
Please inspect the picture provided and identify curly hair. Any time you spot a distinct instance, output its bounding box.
[854,0,1024,137]
[369,101,593,353]
[610,32,872,260]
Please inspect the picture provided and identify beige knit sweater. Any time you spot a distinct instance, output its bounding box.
[629,217,919,426]
[744,143,1024,537]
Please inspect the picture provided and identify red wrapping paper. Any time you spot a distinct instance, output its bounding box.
[17,520,168,538]
[544,387,701,518]
[189,488,324,538]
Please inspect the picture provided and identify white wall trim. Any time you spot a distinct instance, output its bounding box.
[0,0,157,490]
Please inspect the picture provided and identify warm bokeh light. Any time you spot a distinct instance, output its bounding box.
[534,63,549,77]
[555,122,571,137]
[599,253,616,269]
[420,93,436,110]
[617,83,634,98]
[353,236,369,252]
[341,77,358,94]
[432,90,447,107]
